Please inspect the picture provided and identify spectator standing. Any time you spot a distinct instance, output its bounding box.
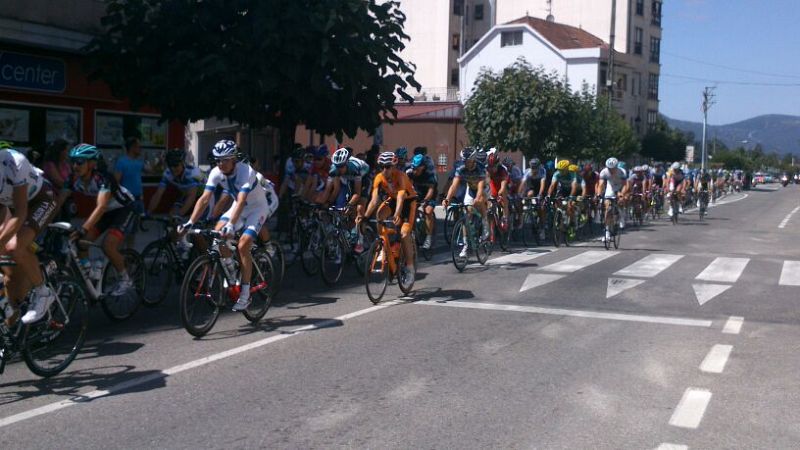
[42,139,75,220]
[114,137,145,245]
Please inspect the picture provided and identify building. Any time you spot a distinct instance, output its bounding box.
[0,0,185,211]
[459,16,609,100]
[496,0,663,133]
[398,0,498,102]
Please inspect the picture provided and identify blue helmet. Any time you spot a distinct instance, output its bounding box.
[411,154,425,168]
[312,144,329,158]
[545,160,555,171]
[395,146,408,160]
[69,143,101,160]
[618,161,627,170]
[212,139,238,159]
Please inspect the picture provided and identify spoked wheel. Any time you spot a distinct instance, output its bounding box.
[443,207,455,248]
[365,239,389,304]
[320,231,346,286]
[613,223,622,249]
[284,217,303,268]
[552,212,564,248]
[450,219,469,272]
[243,250,274,323]
[22,280,89,378]
[301,226,322,276]
[353,226,376,277]
[179,255,224,337]
[100,249,144,322]
[397,242,416,296]
[263,241,285,294]
[521,212,539,247]
[497,217,510,252]
[140,241,175,307]
[671,200,679,225]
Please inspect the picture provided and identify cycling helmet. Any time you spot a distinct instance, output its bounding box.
[546,160,555,171]
[291,148,305,160]
[605,157,618,169]
[411,154,425,168]
[488,147,498,154]
[395,146,408,160]
[312,144,329,159]
[413,146,428,156]
[377,151,398,167]
[642,164,650,171]
[671,162,681,170]
[556,160,570,171]
[473,149,488,165]
[487,153,500,168]
[212,139,238,159]
[568,164,579,172]
[165,149,185,167]
[503,157,514,167]
[0,140,13,150]
[332,148,350,167]
[634,165,644,172]
[69,143,101,160]
[529,158,541,169]
[618,161,627,170]
[460,147,475,160]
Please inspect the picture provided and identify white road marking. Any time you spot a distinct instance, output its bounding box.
[722,316,744,334]
[778,206,800,229]
[0,301,403,429]
[485,249,552,266]
[669,388,712,429]
[655,444,688,450]
[693,283,732,306]
[695,257,749,283]
[700,344,733,373]
[614,254,684,278]
[519,273,566,292]
[606,278,645,298]
[540,250,619,273]
[779,260,800,285]
[415,300,713,327]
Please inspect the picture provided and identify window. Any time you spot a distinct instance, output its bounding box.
[648,73,659,100]
[647,110,658,129]
[599,69,607,88]
[650,36,661,63]
[452,33,460,51]
[501,30,523,47]
[633,72,642,96]
[474,3,484,20]
[636,0,644,16]
[451,68,459,86]
[618,74,628,91]
[453,0,464,16]
[651,1,662,25]
[634,27,643,55]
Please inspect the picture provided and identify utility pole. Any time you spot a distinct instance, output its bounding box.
[607,0,617,112]
[701,86,716,171]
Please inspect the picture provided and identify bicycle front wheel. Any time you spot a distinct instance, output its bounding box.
[450,218,468,272]
[140,241,175,307]
[301,226,322,276]
[22,280,89,378]
[243,250,274,323]
[100,249,144,321]
[320,231,346,286]
[179,255,224,337]
[365,239,388,304]
[398,242,416,296]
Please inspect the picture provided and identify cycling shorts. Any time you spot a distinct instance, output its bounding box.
[95,205,137,236]
[19,182,57,234]
[378,198,416,234]
[220,196,278,239]
[464,185,488,206]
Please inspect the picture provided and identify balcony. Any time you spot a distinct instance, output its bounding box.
[402,87,462,103]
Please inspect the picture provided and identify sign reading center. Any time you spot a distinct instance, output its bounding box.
[0,51,66,93]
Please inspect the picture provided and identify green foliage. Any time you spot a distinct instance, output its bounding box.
[463,59,636,162]
[87,0,419,152]
[641,118,689,162]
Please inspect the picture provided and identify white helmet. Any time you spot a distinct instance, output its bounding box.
[332,148,350,166]
[671,162,681,170]
[642,164,650,171]
[605,157,618,169]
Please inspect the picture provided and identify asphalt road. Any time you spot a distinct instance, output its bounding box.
[1,183,799,449]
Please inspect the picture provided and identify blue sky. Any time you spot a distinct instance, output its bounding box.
[660,0,800,124]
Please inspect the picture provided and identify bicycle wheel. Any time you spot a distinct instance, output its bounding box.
[263,241,284,294]
[552,211,564,248]
[284,216,303,268]
[613,223,621,249]
[604,225,612,250]
[521,212,538,247]
[671,200,679,225]
[497,217,510,252]
[179,255,224,337]
[300,225,322,276]
[140,241,175,307]
[243,249,274,323]
[100,249,144,322]
[353,225,375,277]
[398,242,416,296]
[365,239,388,304]
[450,218,468,272]
[443,207,454,248]
[22,280,89,378]
[320,231,346,286]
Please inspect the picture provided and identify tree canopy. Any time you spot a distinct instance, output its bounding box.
[87,0,420,152]
[640,117,690,162]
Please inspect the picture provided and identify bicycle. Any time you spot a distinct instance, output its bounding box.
[602,198,622,250]
[364,219,416,304]
[629,192,645,228]
[487,197,510,252]
[44,222,146,321]
[550,197,569,247]
[667,191,681,225]
[649,188,664,220]
[139,216,202,307]
[179,228,275,337]
[320,206,358,285]
[442,202,465,248]
[450,205,490,271]
[414,202,434,261]
[0,255,89,377]
[520,197,544,247]
[698,188,710,220]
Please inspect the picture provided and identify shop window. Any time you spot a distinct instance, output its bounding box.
[0,102,82,157]
[95,111,168,179]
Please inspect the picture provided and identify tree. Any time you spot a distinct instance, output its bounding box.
[640,118,687,162]
[87,0,419,155]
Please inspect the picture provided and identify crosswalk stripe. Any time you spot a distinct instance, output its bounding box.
[486,250,552,266]
[540,250,619,273]
[693,283,732,305]
[614,254,684,278]
[606,278,645,298]
[519,273,566,292]
[695,257,749,283]
[779,261,800,286]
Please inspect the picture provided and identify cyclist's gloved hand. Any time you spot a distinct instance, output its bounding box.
[221,223,235,237]
[177,221,194,234]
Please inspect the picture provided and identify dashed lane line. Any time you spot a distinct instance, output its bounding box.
[669,388,712,429]
[778,205,800,229]
[700,344,733,374]
[722,316,744,334]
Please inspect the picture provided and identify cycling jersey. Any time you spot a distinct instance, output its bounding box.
[698,173,712,188]
[653,170,665,186]
[159,165,204,192]
[488,165,509,197]
[406,167,438,199]
[582,171,598,197]
[329,157,370,182]
[284,159,310,192]
[522,166,547,190]
[372,168,417,200]
[669,169,685,183]
[628,173,646,192]
[551,171,583,195]
[454,163,487,192]
[507,165,523,194]
[599,167,625,198]
[205,161,269,206]
[63,169,135,210]
[0,149,45,206]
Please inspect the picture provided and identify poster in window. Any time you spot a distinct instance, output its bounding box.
[138,116,167,148]
[96,114,125,146]
[0,108,30,142]
[46,110,80,144]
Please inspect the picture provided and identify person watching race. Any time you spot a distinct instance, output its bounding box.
[407,154,438,250]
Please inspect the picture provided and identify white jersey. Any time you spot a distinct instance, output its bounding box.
[205,161,268,207]
[599,167,625,198]
[0,149,45,206]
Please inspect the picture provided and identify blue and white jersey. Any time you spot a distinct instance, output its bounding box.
[0,149,45,206]
[159,165,204,192]
[328,157,370,183]
[205,162,268,206]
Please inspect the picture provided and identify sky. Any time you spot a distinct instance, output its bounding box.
[660,0,800,125]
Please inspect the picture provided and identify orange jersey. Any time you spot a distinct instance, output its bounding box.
[372,169,417,200]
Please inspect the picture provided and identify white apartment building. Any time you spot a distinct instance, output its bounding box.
[496,0,663,133]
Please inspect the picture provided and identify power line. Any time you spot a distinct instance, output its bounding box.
[663,50,800,80]
[661,73,800,87]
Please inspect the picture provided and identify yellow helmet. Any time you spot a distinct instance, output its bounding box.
[568,164,579,172]
[556,160,570,171]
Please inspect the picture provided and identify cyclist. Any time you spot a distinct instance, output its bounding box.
[520,158,547,240]
[303,145,331,204]
[395,147,410,170]
[503,156,523,228]
[626,166,648,223]
[147,149,206,217]
[327,147,370,210]
[279,147,311,199]
[696,169,713,209]
[407,154,438,250]
[443,148,488,257]
[547,160,584,227]
[57,144,137,296]
[0,147,58,325]
[358,151,417,284]
[413,146,436,174]
[580,163,600,223]
[665,162,686,217]
[180,140,278,312]
[598,157,627,242]
[487,152,511,229]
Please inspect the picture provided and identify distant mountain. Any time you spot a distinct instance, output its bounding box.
[663,114,800,155]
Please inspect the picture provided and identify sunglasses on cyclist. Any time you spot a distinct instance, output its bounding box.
[69,158,87,166]
[379,164,394,170]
